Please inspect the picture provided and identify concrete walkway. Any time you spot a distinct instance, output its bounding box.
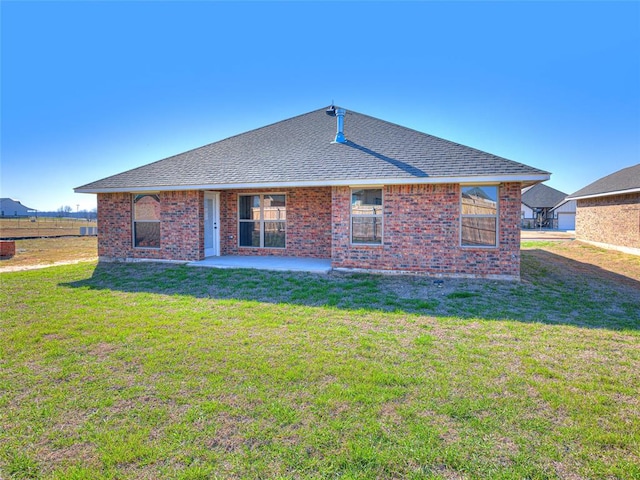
[187,255,332,274]
[521,229,575,241]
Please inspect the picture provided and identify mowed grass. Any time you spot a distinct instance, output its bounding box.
[1,247,639,479]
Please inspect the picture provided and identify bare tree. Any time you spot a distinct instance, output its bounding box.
[57,206,73,217]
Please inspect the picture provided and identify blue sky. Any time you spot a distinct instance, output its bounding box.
[2,1,639,212]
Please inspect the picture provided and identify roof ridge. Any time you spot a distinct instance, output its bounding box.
[76,105,550,192]
[521,182,568,208]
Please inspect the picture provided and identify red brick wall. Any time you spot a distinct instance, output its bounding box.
[331,183,521,278]
[576,193,640,249]
[0,241,16,258]
[97,183,523,277]
[219,187,332,258]
[97,191,203,261]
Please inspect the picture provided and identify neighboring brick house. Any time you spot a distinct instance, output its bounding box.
[75,106,550,279]
[567,163,640,256]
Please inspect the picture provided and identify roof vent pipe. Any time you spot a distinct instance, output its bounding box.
[333,108,346,144]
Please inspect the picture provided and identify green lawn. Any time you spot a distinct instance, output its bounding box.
[1,256,639,479]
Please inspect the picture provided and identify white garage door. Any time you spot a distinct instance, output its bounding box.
[558,213,575,230]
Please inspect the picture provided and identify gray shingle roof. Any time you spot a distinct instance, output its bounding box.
[568,163,640,200]
[76,107,550,192]
[521,183,568,209]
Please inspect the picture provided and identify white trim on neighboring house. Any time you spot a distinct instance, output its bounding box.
[521,204,535,218]
[579,239,640,257]
[75,173,550,194]
[551,199,576,214]
[567,187,640,201]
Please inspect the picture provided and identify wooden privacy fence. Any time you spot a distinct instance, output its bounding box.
[461,195,497,246]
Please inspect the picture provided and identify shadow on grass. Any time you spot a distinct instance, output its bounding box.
[61,249,640,331]
[522,248,640,290]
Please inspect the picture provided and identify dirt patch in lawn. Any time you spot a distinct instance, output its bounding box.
[371,240,639,327]
[0,237,97,272]
[521,240,640,288]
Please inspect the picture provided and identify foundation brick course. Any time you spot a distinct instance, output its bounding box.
[575,193,640,250]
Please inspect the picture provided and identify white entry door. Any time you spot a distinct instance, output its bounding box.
[204,192,220,257]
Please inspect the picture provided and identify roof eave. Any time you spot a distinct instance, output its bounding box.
[550,198,574,211]
[567,187,640,201]
[75,173,550,194]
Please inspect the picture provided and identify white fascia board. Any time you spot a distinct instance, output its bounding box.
[74,173,550,194]
[567,187,640,201]
[550,199,567,211]
[550,198,576,211]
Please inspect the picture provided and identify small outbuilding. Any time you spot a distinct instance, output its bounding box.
[567,163,640,255]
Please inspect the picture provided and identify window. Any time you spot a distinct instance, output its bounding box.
[238,194,286,248]
[351,188,382,244]
[133,194,160,248]
[461,185,498,247]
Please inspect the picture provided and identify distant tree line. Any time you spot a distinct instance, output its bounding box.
[35,207,98,220]
[0,206,98,220]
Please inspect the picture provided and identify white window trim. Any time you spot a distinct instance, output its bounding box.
[132,193,161,249]
[460,185,499,248]
[237,193,287,249]
[350,187,384,246]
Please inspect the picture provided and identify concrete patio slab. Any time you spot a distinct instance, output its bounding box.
[187,255,332,274]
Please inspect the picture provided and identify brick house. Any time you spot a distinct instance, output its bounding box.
[75,106,550,279]
[567,163,640,256]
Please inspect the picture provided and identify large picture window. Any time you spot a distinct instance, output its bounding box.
[461,185,498,247]
[133,194,160,248]
[351,188,383,244]
[239,194,286,248]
